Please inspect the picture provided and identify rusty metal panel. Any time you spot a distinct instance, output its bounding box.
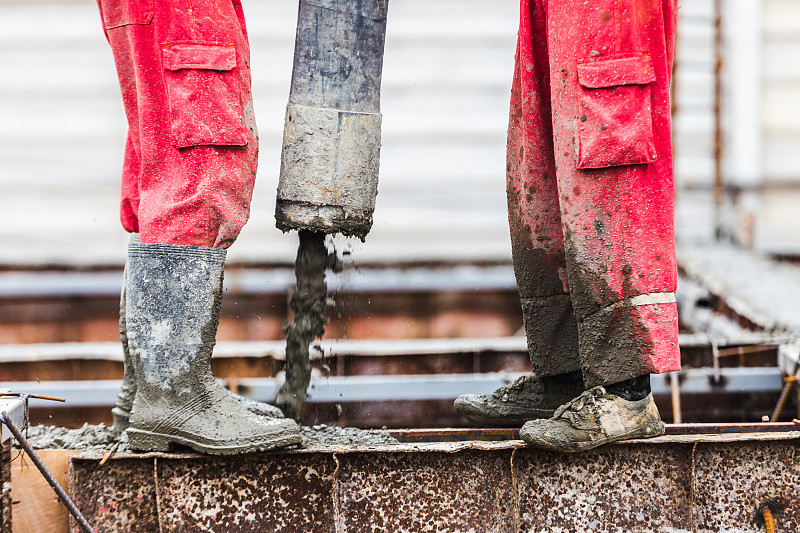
[65,435,800,532]
[155,453,337,533]
[514,444,694,532]
[693,441,800,532]
[70,457,158,533]
[335,450,515,533]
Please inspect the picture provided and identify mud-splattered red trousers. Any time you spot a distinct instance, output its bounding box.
[508,0,680,387]
[96,0,258,248]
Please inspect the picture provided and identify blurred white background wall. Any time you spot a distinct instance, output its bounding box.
[0,0,516,267]
[1,0,798,268]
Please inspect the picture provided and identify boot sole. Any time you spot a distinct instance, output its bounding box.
[454,397,556,426]
[127,427,302,455]
[520,420,665,453]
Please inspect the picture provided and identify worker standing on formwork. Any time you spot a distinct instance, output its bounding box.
[96,0,302,454]
[456,0,680,452]
[97,0,387,453]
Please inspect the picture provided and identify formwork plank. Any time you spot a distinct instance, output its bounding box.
[335,450,515,532]
[155,454,337,533]
[693,441,800,532]
[11,449,78,533]
[514,444,694,532]
[69,458,158,533]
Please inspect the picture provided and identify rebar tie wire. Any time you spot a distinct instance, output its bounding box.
[0,391,94,533]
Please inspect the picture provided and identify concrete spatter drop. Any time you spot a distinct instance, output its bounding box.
[277,230,336,419]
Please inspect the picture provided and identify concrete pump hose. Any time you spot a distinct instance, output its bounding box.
[276,0,389,239]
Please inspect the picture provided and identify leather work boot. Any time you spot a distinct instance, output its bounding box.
[112,236,284,434]
[124,242,301,454]
[454,374,584,426]
[519,386,665,452]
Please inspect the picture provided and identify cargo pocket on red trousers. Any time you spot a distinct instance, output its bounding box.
[162,42,248,148]
[575,55,657,169]
[99,0,153,29]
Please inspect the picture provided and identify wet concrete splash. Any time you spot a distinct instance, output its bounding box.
[276,230,336,419]
[20,423,398,451]
[18,423,125,453]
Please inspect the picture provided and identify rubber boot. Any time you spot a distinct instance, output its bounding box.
[112,236,283,434]
[111,233,140,433]
[125,242,301,454]
[454,374,584,426]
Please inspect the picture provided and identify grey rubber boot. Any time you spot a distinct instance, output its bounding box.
[454,374,584,426]
[124,242,301,454]
[112,235,284,433]
[111,233,140,433]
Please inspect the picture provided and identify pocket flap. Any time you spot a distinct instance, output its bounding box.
[162,43,236,71]
[577,56,655,88]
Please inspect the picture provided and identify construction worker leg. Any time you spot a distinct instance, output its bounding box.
[96,2,297,451]
[98,0,258,248]
[452,0,585,427]
[508,0,581,379]
[546,0,681,388]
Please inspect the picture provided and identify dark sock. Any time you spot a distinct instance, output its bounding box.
[542,370,584,389]
[605,375,651,401]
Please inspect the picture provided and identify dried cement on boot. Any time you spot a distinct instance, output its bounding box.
[19,423,397,451]
[277,230,331,419]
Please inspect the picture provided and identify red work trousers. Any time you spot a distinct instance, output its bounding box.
[508,0,680,387]
[96,0,258,248]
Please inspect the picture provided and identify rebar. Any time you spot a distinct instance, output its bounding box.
[771,358,800,422]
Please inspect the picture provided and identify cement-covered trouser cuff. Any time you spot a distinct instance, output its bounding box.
[578,292,680,388]
[521,294,581,377]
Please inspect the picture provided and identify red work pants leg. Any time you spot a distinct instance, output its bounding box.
[97,0,258,249]
[508,0,680,388]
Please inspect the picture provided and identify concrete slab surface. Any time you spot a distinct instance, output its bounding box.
[678,241,800,334]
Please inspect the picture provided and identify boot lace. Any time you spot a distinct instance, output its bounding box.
[552,386,606,419]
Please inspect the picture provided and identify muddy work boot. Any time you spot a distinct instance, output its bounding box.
[112,236,284,433]
[454,373,584,426]
[124,242,301,454]
[519,385,665,452]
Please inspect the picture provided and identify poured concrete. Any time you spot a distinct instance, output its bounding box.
[679,241,800,334]
[69,432,800,532]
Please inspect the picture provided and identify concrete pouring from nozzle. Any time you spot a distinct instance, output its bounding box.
[274,0,389,417]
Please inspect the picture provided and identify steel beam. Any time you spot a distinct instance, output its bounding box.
[0,366,783,408]
[0,334,790,363]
